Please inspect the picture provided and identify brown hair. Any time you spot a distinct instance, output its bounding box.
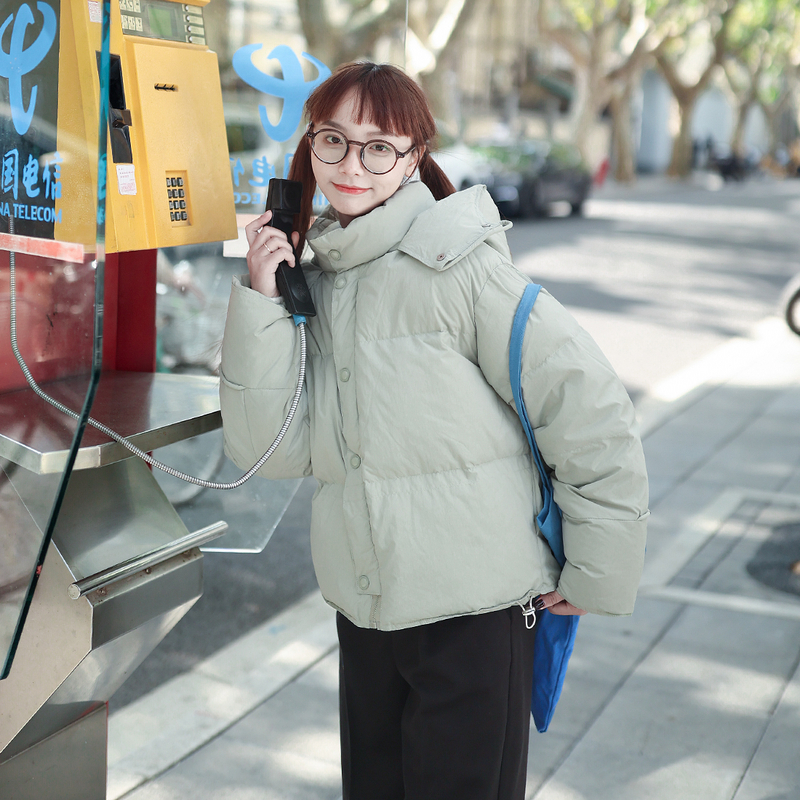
[288,61,456,246]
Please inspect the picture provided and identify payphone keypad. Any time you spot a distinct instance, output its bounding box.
[165,172,190,226]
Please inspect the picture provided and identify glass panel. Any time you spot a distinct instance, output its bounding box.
[144,7,467,552]
[150,241,302,553]
[147,15,338,552]
[0,0,109,677]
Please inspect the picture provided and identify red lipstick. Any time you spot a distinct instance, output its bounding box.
[333,184,368,195]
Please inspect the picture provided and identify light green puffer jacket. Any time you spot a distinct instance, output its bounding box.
[220,181,649,630]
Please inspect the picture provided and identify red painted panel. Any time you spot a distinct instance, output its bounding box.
[0,248,157,394]
[113,250,157,373]
[0,250,96,393]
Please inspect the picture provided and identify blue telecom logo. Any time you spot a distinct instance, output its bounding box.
[232,45,330,143]
[1,2,61,231]
[228,45,330,206]
[0,1,57,136]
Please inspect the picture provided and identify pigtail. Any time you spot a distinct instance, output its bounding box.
[287,132,317,252]
[419,151,456,200]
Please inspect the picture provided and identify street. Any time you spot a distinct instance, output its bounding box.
[509,174,800,403]
[110,173,800,714]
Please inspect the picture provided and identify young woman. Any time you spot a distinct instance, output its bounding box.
[220,61,649,800]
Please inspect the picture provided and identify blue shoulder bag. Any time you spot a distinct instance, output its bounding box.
[509,282,580,734]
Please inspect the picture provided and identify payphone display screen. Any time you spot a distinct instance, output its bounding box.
[119,0,206,44]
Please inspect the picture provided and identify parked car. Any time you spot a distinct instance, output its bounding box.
[472,138,592,218]
[432,130,492,191]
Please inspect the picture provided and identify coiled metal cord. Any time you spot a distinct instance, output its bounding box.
[7,217,306,490]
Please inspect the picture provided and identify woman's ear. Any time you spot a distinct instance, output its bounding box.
[405,146,424,178]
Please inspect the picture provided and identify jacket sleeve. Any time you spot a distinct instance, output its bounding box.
[474,263,649,616]
[219,275,312,479]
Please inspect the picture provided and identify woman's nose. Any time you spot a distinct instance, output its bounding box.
[338,144,363,173]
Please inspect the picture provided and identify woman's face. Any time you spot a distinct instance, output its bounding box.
[310,89,420,227]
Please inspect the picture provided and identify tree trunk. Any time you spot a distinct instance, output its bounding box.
[760,103,781,155]
[730,98,753,158]
[420,67,452,122]
[568,30,611,163]
[568,67,594,159]
[609,83,636,183]
[667,93,698,177]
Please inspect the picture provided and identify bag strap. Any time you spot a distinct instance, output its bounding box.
[509,283,565,565]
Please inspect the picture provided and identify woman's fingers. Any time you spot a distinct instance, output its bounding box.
[547,600,587,616]
[244,210,273,247]
[534,590,587,617]
[244,214,302,297]
[246,226,296,297]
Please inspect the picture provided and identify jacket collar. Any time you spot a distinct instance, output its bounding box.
[306,182,512,274]
[306,182,435,274]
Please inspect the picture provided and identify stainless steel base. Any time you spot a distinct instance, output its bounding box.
[0,704,107,800]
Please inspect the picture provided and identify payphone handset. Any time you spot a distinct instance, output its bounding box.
[266,180,316,319]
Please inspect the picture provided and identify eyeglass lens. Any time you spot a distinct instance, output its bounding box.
[311,130,399,174]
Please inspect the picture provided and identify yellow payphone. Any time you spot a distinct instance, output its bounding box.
[56,0,236,251]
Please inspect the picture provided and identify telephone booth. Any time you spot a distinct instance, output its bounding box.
[0,1,262,796]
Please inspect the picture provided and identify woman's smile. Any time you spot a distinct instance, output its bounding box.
[333,183,369,195]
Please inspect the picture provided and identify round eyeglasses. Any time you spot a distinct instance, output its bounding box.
[307,128,416,175]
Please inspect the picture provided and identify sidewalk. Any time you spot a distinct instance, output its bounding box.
[107,315,800,800]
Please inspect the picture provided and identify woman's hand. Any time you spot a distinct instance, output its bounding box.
[534,591,587,616]
[244,211,301,298]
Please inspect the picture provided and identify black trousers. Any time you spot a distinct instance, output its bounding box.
[337,606,536,800]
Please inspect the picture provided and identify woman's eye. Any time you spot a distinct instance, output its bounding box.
[368,142,393,155]
[324,133,344,145]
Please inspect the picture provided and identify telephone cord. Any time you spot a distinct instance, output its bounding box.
[7,220,306,490]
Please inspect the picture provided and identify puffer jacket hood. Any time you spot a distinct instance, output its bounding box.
[220,182,649,630]
[308,182,511,274]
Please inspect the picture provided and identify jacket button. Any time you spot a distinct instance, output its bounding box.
[329,249,341,261]
[358,575,370,590]
[339,368,351,382]
[350,454,361,469]
[436,253,446,261]
[335,276,346,288]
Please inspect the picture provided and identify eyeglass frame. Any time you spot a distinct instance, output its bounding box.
[306,126,417,175]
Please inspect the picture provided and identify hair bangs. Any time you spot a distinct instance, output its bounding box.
[305,62,435,148]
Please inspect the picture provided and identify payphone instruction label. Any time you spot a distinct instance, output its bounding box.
[116,163,137,195]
